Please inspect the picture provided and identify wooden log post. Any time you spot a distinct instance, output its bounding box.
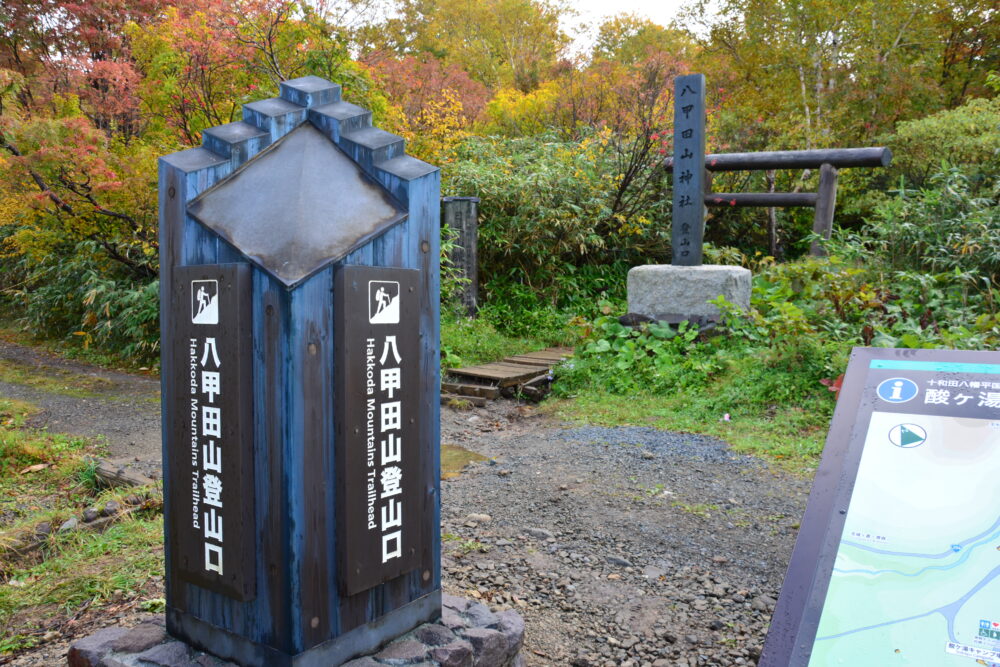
[810,163,839,257]
[441,196,479,317]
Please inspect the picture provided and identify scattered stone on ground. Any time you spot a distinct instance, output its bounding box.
[63,595,524,667]
[437,402,810,666]
[65,615,234,667]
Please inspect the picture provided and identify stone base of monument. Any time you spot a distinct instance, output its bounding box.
[627,264,751,323]
[67,595,524,667]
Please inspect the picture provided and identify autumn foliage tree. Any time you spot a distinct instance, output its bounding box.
[0,0,389,359]
[0,0,997,361]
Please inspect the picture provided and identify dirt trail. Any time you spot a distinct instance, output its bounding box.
[0,339,161,473]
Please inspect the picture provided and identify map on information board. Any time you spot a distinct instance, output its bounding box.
[761,350,1000,667]
[811,411,1000,665]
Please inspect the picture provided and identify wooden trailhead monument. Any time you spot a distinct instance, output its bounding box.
[158,76,441,665]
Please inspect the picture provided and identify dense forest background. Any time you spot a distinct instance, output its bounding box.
[1,0,998,409]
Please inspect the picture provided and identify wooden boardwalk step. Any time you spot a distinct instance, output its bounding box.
[441,381,501,399]
[448,362,547,387]
[443,347,572,399]
[516,349,572,359]
[440,393,488,407]
[501,355,552,367]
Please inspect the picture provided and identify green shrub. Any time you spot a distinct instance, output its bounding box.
[840,95,1000,222]
[887,96,1000,188]
[834,168,1000,283]
[444,133,669,301]
[3,241,160,365]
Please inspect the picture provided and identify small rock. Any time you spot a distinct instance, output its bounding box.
[375,639,428,662]
[429,640,474,667]
[35,521,51,537]
[110,622,167,653]
[134,640,196,666]
[524,527,554,540]
[341,658,382,667]
[642,451,655,460]
[467,513,492,523]
[463,628,507,666]
[443,593,473,613]
[463,599,499,627]
[496,609,526,657]
[102,500,121,516]
[441,607,467,632]
[498,470,512,477]
[711,555,729,565]
[607,574,621,581]
[67,626,129,667]
[414,623,455,647]
[606,556,633,568]
[82,508,100,523]
[656,630,677,643]
[59,516,79,533]
[708,619,725,631]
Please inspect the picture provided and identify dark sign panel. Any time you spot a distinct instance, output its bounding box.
[762,347,1000,667]
[168,264,255,601]
[671,73,706,266]
[335,265,424,596]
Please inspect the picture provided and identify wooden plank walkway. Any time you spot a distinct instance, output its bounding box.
[442,347,572,402]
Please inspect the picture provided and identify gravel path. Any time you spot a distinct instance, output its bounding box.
[0,342,812,666]
[439,403,810,666]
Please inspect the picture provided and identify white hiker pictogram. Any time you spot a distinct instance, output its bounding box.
[374,286,391,316]
[369,281,400,324]
[191,280,219,325]
[196,285,211,318]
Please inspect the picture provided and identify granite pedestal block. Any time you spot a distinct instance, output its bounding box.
[627,264,751,322]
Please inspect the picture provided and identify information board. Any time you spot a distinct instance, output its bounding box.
[762,347,1000,666]
[167,264,255,601]
[335,265,424,595]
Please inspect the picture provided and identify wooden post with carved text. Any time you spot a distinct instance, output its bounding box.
[671,74,707,266]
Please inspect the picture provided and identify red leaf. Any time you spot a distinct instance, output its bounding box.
[820,374,844,399]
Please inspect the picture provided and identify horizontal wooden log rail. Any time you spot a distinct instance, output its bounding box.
[663,147,891,172]
[705,192,819,207]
